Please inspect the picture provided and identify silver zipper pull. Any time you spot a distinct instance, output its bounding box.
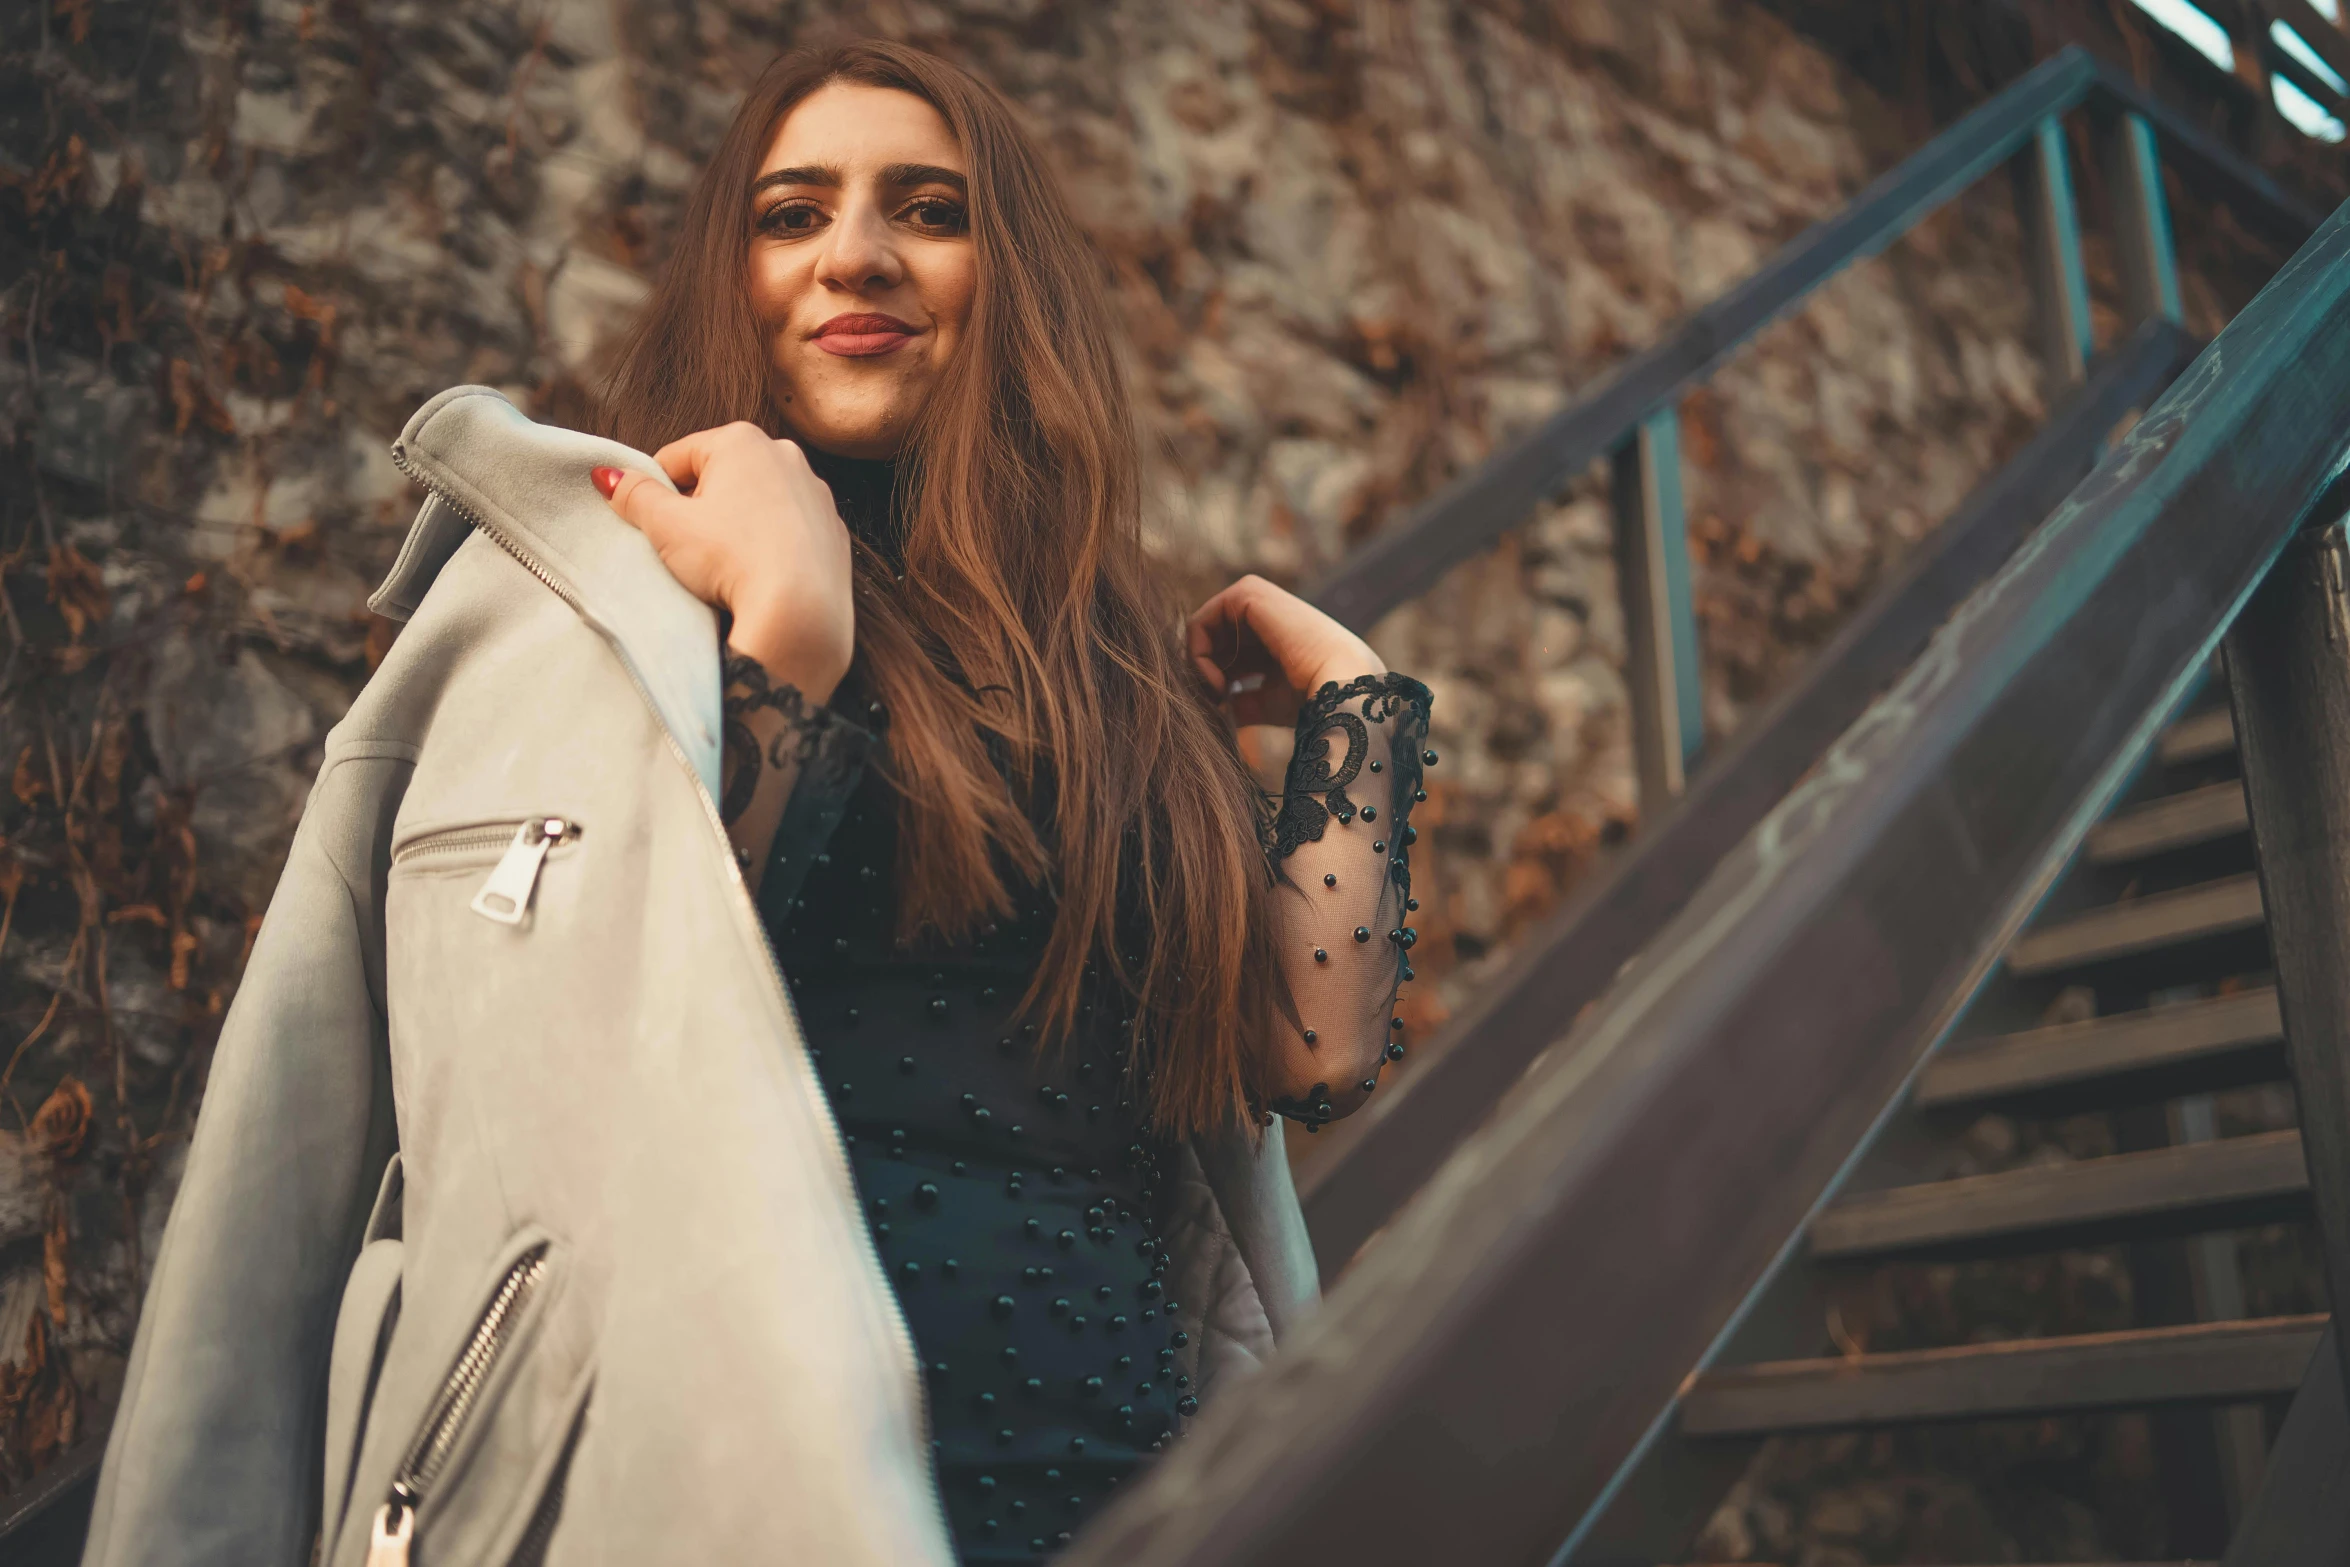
[470,818,571,925]
[366,1498,415,1567]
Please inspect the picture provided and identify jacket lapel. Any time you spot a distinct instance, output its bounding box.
[377,385,725,802]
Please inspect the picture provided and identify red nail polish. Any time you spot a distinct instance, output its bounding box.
[590,465,623,499]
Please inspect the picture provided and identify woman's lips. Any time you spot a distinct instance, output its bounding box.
[813,312,920,357]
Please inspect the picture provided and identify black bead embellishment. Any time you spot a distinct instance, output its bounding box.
[1354,926,1370,943]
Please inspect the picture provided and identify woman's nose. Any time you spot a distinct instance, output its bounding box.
[814,199,906,293]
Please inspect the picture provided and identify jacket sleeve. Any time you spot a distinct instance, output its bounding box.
[82,754,399,1567]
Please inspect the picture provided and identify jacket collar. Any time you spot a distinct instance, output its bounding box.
[373,386,724,800]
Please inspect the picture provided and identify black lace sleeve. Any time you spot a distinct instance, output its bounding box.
[717,648,873,913]
[756,695,873,916]
[1262,672,1434,1130]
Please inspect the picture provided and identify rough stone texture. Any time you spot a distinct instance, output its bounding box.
[0,0,2334,1553]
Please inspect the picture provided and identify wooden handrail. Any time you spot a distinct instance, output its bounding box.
[1305,48,2319,635]
[1300,316,2201,1274]
[1066,154,2350,1567]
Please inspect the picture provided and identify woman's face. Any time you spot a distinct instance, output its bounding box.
[748,83,977,461]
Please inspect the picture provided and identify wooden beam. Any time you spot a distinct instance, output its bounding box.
[1613,408,1702,810]
[2226,520,2350,1420]
[2160,706,2237,764]
[1809,1129,2310,1261]
[2019,113,2095,386]
[2098,107,2186,326]
[2005,873,2264,974]
[1914,987,2284,1111]
[1682,1316,2326,1437]
[2086,781,2249,862]
[0,1435,104,1566]
[2219,1325,2350,1567]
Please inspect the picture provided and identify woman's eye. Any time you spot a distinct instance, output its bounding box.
[903,198,968,235]
[757,201,826,236]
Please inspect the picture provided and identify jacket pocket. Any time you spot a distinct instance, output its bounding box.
[325,1238,404,1545]
[364,1231,566,1567]
[390,816,582,927]
[325,1156,409,1543]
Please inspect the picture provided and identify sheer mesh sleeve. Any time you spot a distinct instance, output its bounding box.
[717,648,873,914]
[1262,672,1434,1131]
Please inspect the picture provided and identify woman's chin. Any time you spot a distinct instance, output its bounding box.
[782,413,911,463]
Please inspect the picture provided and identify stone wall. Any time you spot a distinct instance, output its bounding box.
[0,0,2320,1548]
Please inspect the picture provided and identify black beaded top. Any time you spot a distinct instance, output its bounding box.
[752,449,1435,1563]
[765,774,1188,1564]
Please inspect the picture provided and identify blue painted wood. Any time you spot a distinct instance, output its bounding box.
[2120,111,2186,324]
[1612,409,1705,804]
[1645,409,1705,772]
[2029,113,2096,381]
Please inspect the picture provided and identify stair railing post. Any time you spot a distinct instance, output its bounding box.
[2096,108,2186,327]
[1610,406,1702,814]
[2223,516,2350,1414]
[2018,113,2095,388]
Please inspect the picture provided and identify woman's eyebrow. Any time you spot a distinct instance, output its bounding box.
[751,164,841,194]
[880,163,967,194]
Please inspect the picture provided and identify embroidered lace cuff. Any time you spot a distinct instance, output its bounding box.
[1262,671,1434,1130]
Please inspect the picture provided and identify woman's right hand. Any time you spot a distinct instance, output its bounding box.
[593,422,855,703]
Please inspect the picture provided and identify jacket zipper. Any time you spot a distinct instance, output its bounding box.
[385,445,943,1537]
[394,818,581,926]
[367,1245,551,1567]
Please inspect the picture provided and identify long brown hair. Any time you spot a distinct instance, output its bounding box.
[599,41,1280,1138]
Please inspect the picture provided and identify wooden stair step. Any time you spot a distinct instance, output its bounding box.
[2085,782,2249,863]
[1681,1314,2327,1437]
[2006,874,2264,975]
[2158,707,2236,766]
[1913,988,2284,1111]
[1809,1129,2309,1260]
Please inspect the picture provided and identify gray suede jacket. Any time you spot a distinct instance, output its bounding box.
[81,387,1319,1567]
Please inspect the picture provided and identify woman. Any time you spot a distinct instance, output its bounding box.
[587,40,1432,1562]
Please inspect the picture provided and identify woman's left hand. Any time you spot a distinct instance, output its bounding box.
[1187,574,1384,728]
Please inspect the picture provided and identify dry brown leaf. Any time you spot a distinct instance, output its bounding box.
[45,541,108,642]
[169,925,199,991]
[30,1078,91,1162]
[42,1200,68,1327]
[11,748,43,809]
[283,281,335,327]
[167,358,235,437]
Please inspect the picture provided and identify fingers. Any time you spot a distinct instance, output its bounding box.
[649,421,783,493]
[1186,576,1264,667]
[598,465,692,540]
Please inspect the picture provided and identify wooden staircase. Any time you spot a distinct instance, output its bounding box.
[1673,694,2314,1553]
